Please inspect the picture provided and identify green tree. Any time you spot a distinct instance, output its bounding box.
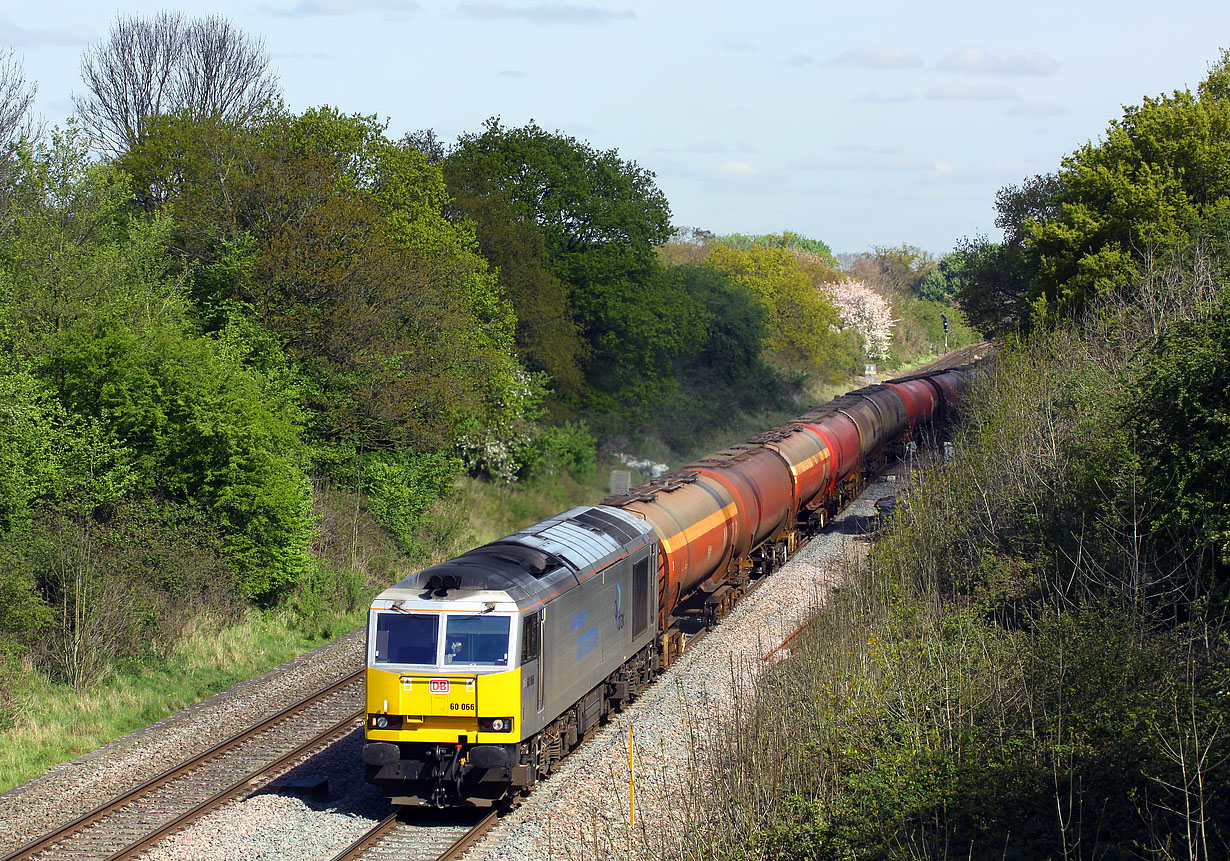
[122,109,523,453]
[1024,54,1230,316]
[444,175,585,397]
[850,244,938,298]
[446,119,698,416]
[952,236,1034,336]
[0,356,57,660]
[2,129,314,602]
[674,265,767,383]
[711,231,839,265]
[702,242,847,372]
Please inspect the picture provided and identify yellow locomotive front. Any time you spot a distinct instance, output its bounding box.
[363,583,531,806]
[363,505,658,807]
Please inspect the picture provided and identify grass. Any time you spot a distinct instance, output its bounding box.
[0,607,367,793]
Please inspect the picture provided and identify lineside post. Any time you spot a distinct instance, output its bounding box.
[628,724,635,828]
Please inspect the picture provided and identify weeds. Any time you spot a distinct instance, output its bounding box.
[644,258,1230,859]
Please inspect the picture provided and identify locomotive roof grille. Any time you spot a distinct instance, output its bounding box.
[572,508,642,543]
[423,574,462,597]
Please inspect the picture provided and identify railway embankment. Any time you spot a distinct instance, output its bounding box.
[653,300,1230,858]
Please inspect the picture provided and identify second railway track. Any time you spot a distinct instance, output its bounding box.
[2,669,366,861]
[328,809,497,861]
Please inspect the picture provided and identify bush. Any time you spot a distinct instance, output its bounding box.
[516,421,596,479]
[668,262,1230,859]
[362,450,462,550]
[53,323,315,602]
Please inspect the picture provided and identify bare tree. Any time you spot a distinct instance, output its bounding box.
[1,48,38,148]
[178,16,280,125]
[402,128,448,164]
[1,49,39,217]
[74,11,279,156]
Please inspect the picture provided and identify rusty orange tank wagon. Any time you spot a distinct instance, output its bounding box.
[362,365,974,806]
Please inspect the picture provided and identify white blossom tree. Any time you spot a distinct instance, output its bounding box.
[819,279,896,360]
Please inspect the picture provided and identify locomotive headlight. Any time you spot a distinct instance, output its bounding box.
[369,714,403,730]
[375,715,389,728]
[479,717,513,732]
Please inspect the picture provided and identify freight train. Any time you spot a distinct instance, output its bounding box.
[361,367,970,807]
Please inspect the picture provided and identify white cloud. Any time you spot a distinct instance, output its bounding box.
[717,161,757,178]
[930,159,956,177]
[457,3,636,23]
[835,46,923,70]
[935,46,1060,77]
[789,54,814,68]
[926,83,1020,101]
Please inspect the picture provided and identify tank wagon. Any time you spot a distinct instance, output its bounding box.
[362,366,971,806]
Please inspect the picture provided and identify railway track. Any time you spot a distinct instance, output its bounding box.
[1,669,366,861]
[915,341,993,372]
[328,809,497,861]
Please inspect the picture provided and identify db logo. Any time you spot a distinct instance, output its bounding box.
[429,678,450,694]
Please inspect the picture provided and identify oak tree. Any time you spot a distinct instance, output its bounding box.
[447,119,698,415]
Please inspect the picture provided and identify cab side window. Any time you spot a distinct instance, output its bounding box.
[520,612,541,664]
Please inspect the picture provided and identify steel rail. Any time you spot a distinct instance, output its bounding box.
[326,811,401,861]
[2,668,365,861]
[437,810,500,861]
[325,808,498,861]
[105,708,365,861]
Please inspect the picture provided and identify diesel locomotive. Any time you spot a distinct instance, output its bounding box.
[361,367,970,806]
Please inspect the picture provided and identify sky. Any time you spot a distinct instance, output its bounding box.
[4,1,1230,255]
